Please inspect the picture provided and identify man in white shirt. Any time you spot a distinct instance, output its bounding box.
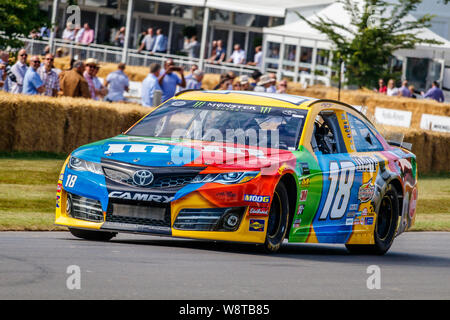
[227,44,246,65]
[9,49,29,93]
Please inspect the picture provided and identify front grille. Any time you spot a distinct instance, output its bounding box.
[101,159,203,190]
[106,202,171,227]
[174,207,245,231]
[68,193,104,222]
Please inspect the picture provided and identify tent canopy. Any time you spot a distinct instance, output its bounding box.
[150,0,334,17]
[263,1,450,50]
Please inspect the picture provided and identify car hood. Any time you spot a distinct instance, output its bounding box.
[71,135,295,170]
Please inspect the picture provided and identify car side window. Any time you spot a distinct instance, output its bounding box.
[311,111,346,154]
[347,113,384,152]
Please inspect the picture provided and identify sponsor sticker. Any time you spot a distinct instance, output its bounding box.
[108,191,174,203]
[300,178,310,187]
[358,180,375,202]
[349,203,359,211]
[249,219,265,232]
[248,207,269,216]
[346,218,354,226]
[56,195,60,208]
[293,219,302,228]
[244,194,270,203]
[297,204,305,215]
[365,217,374,225]
[300,190,308,202]
[171,100,187,106]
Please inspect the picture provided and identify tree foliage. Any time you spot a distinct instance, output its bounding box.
[297,0,441,88]
[0,0,49,50]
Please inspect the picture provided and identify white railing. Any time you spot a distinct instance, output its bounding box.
[21,37,261,77]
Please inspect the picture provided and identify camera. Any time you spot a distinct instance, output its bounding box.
[5,65,17,83]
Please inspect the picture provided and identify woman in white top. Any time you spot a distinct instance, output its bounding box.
[386,79,399,96]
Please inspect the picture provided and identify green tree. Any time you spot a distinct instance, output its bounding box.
[0,0,49,50]
[296,0,441,88]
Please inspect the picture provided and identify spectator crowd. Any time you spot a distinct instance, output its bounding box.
[375,78,445,103]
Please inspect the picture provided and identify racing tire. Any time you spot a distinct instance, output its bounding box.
[263,182,290,253]
[346,185,399,255]
[68,227,117,242]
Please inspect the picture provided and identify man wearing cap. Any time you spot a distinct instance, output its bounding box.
[254,74,272,92]
[104,62,129,102]
[186,70,203,90]
[239,75,252,91]
[83,58,98,99]
[38,53,59,96]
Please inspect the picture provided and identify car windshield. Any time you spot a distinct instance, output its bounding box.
[126,99,308,150]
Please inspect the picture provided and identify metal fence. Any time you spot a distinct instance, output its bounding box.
[21,37,261,78]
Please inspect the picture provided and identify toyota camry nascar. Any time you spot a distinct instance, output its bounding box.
[55,90,417,254]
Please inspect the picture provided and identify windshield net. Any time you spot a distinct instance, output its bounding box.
[126,100,308,150]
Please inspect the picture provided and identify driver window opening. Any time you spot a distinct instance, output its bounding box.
[311,111,346,154]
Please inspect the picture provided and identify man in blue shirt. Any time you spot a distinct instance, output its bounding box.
[23,56,45,95]
[422,81,445,103]
[104,62,129,102]
[186,70,203,90]
[142,63,162,107]
[152,29,168,54]
[159,59,186,102]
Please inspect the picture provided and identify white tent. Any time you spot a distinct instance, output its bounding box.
[262,1,450,85]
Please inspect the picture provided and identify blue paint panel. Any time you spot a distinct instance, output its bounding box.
[312,153,362,243]
[173,182,205,201]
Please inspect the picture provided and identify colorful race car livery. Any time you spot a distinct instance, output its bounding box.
[55,91,418,254]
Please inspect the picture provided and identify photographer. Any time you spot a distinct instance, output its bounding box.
[158,58,186,102]
[0,51,10,91]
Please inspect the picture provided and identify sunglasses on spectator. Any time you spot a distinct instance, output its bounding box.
[32,60,40,63]
[46,58,54,61]
[20,54,28,57]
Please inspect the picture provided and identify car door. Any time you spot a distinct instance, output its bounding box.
[309,109,360,243]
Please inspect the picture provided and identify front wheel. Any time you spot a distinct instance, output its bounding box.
[263,182,290,253]
[68,227,117,242]
[346,185,399,255]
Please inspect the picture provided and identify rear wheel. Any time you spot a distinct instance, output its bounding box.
[346,185,399,255]
[68,227,117,242]
[263,182,289,253]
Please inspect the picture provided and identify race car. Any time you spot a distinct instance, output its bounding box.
[55,90,418,254]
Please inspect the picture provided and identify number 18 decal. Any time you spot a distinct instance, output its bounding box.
[65,174,78,188]
[319,161,355,220]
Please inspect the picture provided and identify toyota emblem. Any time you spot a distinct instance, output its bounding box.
[133,170,154,187]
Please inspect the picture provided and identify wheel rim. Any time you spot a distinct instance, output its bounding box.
[267,191,282,239]
[377,194,393,241]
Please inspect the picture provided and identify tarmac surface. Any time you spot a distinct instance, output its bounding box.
[0,231,449,299]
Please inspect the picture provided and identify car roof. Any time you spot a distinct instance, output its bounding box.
[175,90,316,109]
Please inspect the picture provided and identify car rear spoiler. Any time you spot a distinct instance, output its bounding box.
[387,140,412,151]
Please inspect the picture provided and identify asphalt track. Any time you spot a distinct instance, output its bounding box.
[0,231,449,300]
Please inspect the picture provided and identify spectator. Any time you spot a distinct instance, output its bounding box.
[399,80,412,98]
[62,22,76,42]
[376,78,387,94]
[185,64,198,82]
[59,60,90,98]
[233,81,241,91]
[183,35,200,58]
[422,81,445,103]
[38,54,59,97]
[74,26,84,43]
[250,70,262,90]
[153,29,168,54]
[40,26,51,38]
[83,58,98,99]
[114,27,126,47]
[78,23,94,45]
[227,44,246,65]
[104,62,130,102]
[22,56,45,95]
[138,28,155,52]
[92,65,107,100]
[277,80,287,94]
[266,73,277,93]
[386,79,399,96]
[239,75,251,91]
[0,51,10,91]
[209,40,226,63]
[141,63,162,107]
[254,74,273,92]
[55,48,64,58]
[137,31,147,50]
[216,77,233,90]
[186,70,203,90]
[159,59,186,102]
[409,85,417,99]
[208,40,217,60]
[247,45,262,68]
[9,49,28,94]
